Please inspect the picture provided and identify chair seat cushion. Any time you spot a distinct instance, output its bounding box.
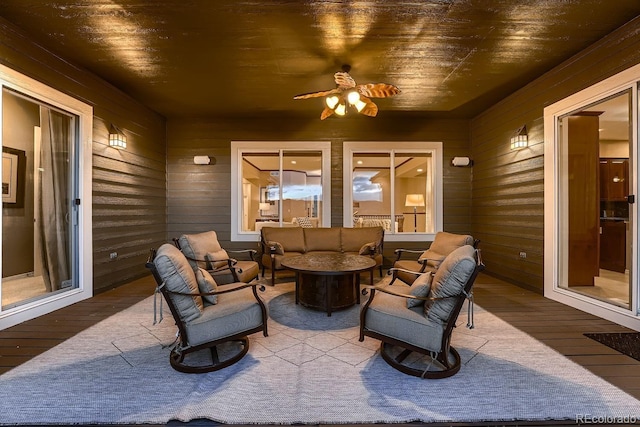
[364,285,444,353]
[210,260,259,285]
[185,283,266,347]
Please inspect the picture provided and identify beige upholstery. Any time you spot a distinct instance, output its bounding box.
[360,245,483,378]
[260,226,384,285]
[147,243,269,373]
[392,231,475,286]
[176,231,260,284]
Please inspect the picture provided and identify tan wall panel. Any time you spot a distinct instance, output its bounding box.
[0,18,167,293]
[167,115,472,260]
[471,17,640,293]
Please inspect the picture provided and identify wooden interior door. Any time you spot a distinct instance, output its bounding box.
[567,114,600,286]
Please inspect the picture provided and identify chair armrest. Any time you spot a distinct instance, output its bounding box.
[227,249,257,261]
[387,267,423,277]
[393,248,426,262]
[166,281,266,297]
[361,284,431,303]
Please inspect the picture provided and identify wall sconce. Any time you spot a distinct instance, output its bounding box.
[108,125,127,149]
[405,194,425,233]
[451,156,473,167]
[510,125,528,150]
[193,156,211,165]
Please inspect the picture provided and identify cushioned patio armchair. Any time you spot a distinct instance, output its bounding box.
[175,230,260,284]
[146,244,268,373]
[389,231,478,286]
[359,245,484,378]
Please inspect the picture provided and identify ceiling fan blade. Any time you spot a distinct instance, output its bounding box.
[359,96,378,117]
[293,88,340,100]
[357,83,401,98]
[320,106,335,120]
[334,71,356,89]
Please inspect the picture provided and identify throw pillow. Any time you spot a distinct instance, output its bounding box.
[406,272,432,308]
[204,249,229,269]
[295,216,314,228]
[195,267,218,305]
[267,241,284,255]
[358,241,376,255]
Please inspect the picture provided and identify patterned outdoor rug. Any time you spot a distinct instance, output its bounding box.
[1,278,639,425]
[584,332,640,361]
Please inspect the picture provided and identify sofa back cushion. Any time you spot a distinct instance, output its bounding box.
[154,243,203,323]
[177,231,226,270]
[341,227,383,253]
[424,245,476,324]
[304,227,341,252]
[419,231,474,269]
[261,226,306,253]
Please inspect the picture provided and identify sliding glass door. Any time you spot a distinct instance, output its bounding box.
[0,65,92,330]
[544,63,640,331]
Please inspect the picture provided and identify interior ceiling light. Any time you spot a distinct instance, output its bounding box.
[294,64,400,120]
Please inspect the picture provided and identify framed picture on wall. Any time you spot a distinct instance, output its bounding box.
[2,146,26,208]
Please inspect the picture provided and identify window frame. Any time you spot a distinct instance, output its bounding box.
[343,141,443,242]
[0,64,93,330]
[230,141,332,242]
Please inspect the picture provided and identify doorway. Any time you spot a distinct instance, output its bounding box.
[0,65,93,330]
[544,63,640,331]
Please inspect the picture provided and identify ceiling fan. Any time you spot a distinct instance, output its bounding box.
[293,65,400,120]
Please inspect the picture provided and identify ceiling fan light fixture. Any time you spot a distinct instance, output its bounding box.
[334,103,347,116]
[325,95,340,109]
[353,99,367,112]
[347,91,360,104]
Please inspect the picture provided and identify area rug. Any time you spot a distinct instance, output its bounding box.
[1,279,639,425]
[584,332,640,361]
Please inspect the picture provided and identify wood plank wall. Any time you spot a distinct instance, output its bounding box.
[166,114,472,267]
[470,17,640,293]
[0,18,167,293]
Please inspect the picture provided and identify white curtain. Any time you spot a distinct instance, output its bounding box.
[38,107,70,292]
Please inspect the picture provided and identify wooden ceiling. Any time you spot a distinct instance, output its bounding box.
[0,1,639,119]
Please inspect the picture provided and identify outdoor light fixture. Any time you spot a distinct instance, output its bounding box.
[405,194,425,233]
[510,125,528,150]
[108,125,127,149]
[451,156,473,167]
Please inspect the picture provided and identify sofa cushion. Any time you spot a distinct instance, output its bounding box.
[205,249,230,269]
[177,231,225,271]
[358,241,377,255]
[407,271,432,308]
[304,227,341,252]
[425,245,475,323]
[365,286,444,353]
[153,244,203,323]
[262,227,306,253]
[185,283,265,347]
[195,267,218,305]
[418,231,474,270]
[341,227,383,253]
[266,241,284,255]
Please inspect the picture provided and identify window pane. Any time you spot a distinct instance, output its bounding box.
[395,152,432,233]
[241,152,279,231]
[352,153,392,230]
[282,151,322,227]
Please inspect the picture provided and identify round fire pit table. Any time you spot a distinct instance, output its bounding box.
[281,253,376,316]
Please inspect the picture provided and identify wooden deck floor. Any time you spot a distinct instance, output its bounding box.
[1,272,639,426]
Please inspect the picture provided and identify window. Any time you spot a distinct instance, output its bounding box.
[231,141,332,241]
[343,141,443,241]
